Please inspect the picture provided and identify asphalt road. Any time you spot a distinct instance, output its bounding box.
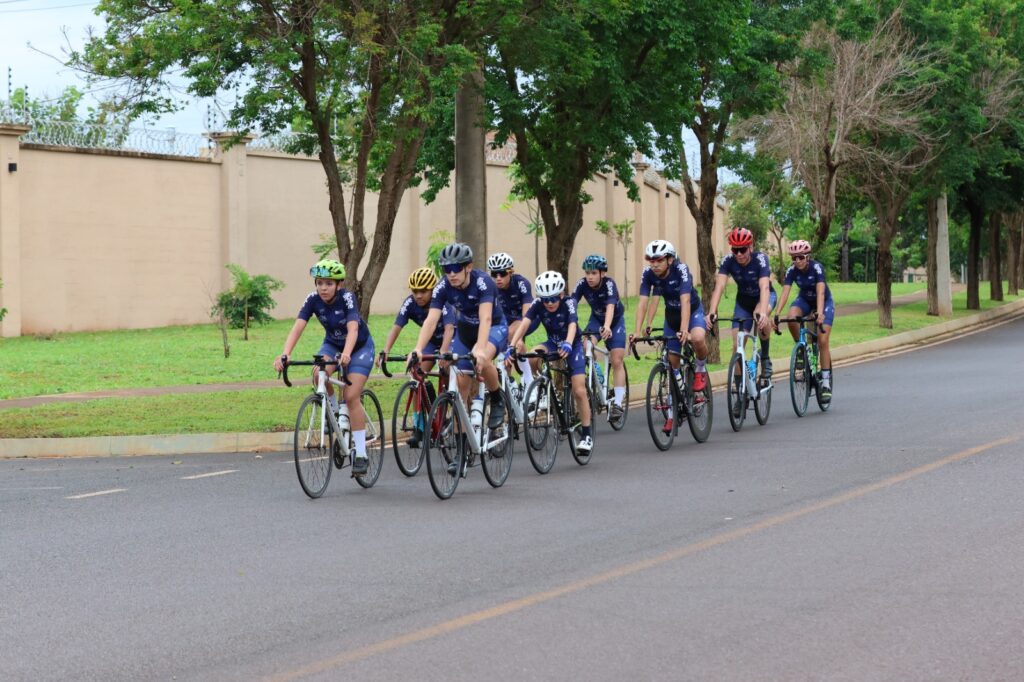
[2,317,1023,681]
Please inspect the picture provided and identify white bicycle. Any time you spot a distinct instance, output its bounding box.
[719,317,773,431]
[581,331,629,432]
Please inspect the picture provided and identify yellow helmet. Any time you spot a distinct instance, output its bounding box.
[408,267,438,290]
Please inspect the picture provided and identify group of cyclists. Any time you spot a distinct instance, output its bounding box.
[274,227,836,476]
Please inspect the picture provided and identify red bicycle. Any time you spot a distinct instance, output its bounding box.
[380,352,449,477]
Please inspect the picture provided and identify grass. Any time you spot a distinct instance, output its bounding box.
[1,283,1016,438]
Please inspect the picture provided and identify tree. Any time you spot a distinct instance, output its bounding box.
[75,0,482,317]
[594,219,635,300]
[212,264,285,340]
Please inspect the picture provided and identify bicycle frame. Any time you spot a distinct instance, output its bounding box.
[430,354,510,458]
[724,321,772,400]
[581,333,611,409]
[518,350,577,436]
[281,357,351,450]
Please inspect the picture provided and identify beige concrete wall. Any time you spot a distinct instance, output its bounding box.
[2,137,726,334]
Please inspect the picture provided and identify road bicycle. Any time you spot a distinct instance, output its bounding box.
[719,318,772,431]
[581,331,629,432]
[776,315,833,416]
[418,352,515,500]
[279,355,384,498]
[379,352,447,477]
[631,334,713,451]
[516,349,592,473]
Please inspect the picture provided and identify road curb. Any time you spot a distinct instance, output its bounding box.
[4,298,1023,460]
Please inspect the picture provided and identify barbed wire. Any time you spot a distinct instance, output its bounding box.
[16,119,211,156]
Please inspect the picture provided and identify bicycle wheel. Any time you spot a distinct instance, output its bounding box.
[726,353,746,432]
[588,370,601,437]
[391,381,425,477]
[565,384,591,466]
[645,363,675,451]
[684,365,713,443]
[753,355,771,426]
[523,377,557,474]
[789,344,810,417]
[354,389,384,488]
[815,366,833,412]
[608,363,629,431]
[293,394,333,499]
[481,390,514,487]
[425,392,463,500]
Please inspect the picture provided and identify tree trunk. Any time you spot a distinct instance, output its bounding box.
[926,196,938,315]
[455,66,488,262]
[989,212,1003,301]
[966,196,983,310]
[876,222,896,329]
[1007,213,1020,296]
[935,193,953,315]
[840,217,852,282]
[1018,221,1024,290]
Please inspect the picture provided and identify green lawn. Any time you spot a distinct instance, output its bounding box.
[1,283,1016,438]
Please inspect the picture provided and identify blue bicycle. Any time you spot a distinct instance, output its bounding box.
[777,315,832,416]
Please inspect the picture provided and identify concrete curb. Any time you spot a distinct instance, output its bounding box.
[4,298,1023,460]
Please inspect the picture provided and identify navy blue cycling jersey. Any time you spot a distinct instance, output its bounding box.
[497,274,533,322]
[784,259,832,302]
[718,251,775,299]
[572,276,624,323]
[430,268,507,326]
[395,295,456,346]
[297,289,371,347]
[524,296,579,344]
[639,260,701,309]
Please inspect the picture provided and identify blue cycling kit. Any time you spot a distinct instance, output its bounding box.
[395,295,455,348]
[785,259,835,326]
[297,290,374,376]
[431,268,508,369]
[497,274,533,322]
[524,296,585,376]
[639,261,702,310]
[572,276,626,350]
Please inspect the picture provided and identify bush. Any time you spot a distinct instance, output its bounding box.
[211,264,284,339]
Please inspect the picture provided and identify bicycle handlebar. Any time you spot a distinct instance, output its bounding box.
[775,315,822,334]
[278,355,350,388]
[628,335,674,360]
[380,351,450,379]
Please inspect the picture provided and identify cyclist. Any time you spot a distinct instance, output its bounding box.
[773,240,834,399]
[378,267,457,447]
[506,271,593,455]
[572,254,628,420]
[273,258,375,476]
[707,227,776,378]
[412,242,508,429]
[630,240,709,434]
[488,251,539,390]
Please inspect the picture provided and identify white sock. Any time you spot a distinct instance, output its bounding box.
[353,430,366,458]
[518,359,533,385]
[614,387,626,406]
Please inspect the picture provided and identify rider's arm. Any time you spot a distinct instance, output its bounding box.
[280,318,307,358]
[382,324,402,356]
[679,294,691,336]
[774,285,792,317]
[816,281,826,317]
[757,276,771,317]
[565,321,578,347]
[633,295,649,336]
[341,320,359,359]
[603,303,615,331]
[413,308,443,352]
[474,301,494,353]
[644,296,660,331]
[708,273,728,316]
[508,314,532,350]
[440,321,455,353]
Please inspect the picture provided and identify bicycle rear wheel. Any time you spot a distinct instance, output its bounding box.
[789,344,810,417]
[391,380,425,477]
[354,389,384,488]
[726,353,746,432]
[753,355,771,426]
[293,394,333,499]
[425,393,463,500]
[685,365,713,443]
[608,364,629,431]
[645,363,675,451]
[481,391,514,487]
[524,377,557,474]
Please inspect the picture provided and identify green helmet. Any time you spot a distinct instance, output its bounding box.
[310,259,346,280]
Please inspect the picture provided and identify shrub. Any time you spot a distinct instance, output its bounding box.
[211,264,284,340]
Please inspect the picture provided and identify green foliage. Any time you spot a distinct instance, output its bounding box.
[425,230,456,278]
[211,264,285,338]
[311,234,339,260]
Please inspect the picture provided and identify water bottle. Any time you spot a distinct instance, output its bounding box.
[673,367,686,393]
[337,402,350,432]
[470,396,484,437]
[595,362,606,390]
[747,359,757,382]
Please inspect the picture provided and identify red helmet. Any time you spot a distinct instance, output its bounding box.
[788,240,812,255]
[727,227,754,247]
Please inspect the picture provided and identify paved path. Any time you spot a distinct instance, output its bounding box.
[2,316,1022,680]
[0,288,959,412]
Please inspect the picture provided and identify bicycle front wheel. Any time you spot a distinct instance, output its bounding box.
[354,389,384,489]
[425,393,463,500]
[645,363,675,451]
[726,353,746,432]
[685,365,713,443]
[789,344,810,417]
[524,377,557,474]
[293,394,333,499]
[481,391,514,487]
[753,355,771,426]
[608,364,629,431]
[391,380,425,477]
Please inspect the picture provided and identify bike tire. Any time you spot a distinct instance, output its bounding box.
[588,370,600,437]
[645,363,676,451]
[354,389,384,489]
[425,392,463,500]
[608,363,629,431]
[293,393,333,499]
[481,390,514,487]
[685,365,713,443]
[753,355,771,426]
[726,353,746,432]
[566,384,590,466]
[523,377,557,474]
[789,344,810,417]
[391,381,425,477]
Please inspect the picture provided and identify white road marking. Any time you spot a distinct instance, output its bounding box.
[180,469,238,480]
[65,488,126,500]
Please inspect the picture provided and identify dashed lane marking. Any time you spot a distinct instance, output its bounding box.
[65,488,127,500]
[181,469,238,480]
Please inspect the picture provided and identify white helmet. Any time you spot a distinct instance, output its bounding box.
[486,252,514,271]
[645,239,676,259]
[534,271,566,298]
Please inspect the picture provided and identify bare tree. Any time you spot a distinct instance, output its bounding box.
[1009,211,1023,296]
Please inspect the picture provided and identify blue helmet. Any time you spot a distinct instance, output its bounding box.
[581,254,608,271]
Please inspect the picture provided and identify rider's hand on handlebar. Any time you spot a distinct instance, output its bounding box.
[558,341,572,358]
[274,354,288,373]
[708,312,718,326]
[600,325,612,340]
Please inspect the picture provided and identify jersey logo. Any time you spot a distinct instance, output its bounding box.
[343,292,355,307]
[476,277,488,291]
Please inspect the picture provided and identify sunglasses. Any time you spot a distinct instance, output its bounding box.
[540,296,560,304]
[791,254,808,261]
[645,255,667,263]
[442,263,465,274]
[731,247,749,255]
[490,270,509,278]
[310,266,342,279]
